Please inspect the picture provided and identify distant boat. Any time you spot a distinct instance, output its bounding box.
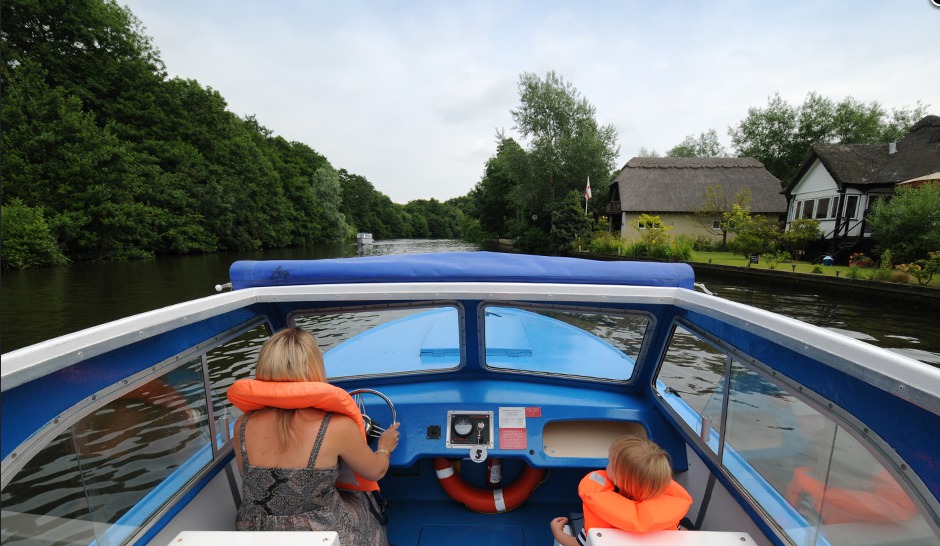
[356,232,374,245]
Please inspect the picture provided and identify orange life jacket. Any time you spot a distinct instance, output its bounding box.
[227,379,379,492]
[785,466,917,524]
[579,470,692,533]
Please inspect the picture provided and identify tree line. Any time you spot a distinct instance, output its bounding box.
[1,0,476,269]
[2,0,932,269]
[469,81,930,256]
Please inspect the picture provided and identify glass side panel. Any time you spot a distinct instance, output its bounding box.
[293,306,461,378]
[721,360,934,546]
[484,306,648,380]
[1,360,211,546]
[655,325,727,452]
[206,323,270,449]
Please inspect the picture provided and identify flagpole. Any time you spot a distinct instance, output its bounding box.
[584,176,591,215]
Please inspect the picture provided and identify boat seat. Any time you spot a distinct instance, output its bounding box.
[165,531,339,545]
[584,528,757,545]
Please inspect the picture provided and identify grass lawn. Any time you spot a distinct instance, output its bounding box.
[690,251,940,289]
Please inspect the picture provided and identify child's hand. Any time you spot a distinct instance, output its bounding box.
[550,517,569,538]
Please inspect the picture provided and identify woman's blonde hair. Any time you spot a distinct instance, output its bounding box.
[254,328,326,450]
[608,435,673,501]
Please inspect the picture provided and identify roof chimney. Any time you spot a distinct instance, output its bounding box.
[889,142,897,154]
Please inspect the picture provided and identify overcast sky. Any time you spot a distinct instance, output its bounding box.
[120,0,939,204]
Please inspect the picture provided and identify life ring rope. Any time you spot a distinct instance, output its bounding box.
[433,457,545,513]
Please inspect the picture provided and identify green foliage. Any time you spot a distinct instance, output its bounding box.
[781,218,822,259]
[509,70,619,233]
[666,129,727,157]
[692,236,720,252]
[549,191,593,254]
[633,214,672,247]
[588,232,625,255]
[669,236,695,262]
[812,265,824,274]
[515,227,553,254]
[697,185,751,247]
[868,185,940,263]
[472,137,529,238]
[1,0,473,266]
[724,204,779,258]
[762,251,791,270]
[896,252,940,286]
[729,92,927,183]
[846,265,863,279]
[1,199,68,269]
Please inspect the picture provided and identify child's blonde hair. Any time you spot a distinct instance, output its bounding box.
[254,328,326,450]
[608,435,673,501]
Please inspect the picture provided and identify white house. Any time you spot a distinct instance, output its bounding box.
[782,115,940,257]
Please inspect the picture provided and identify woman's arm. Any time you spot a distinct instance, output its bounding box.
[332,417,400,481]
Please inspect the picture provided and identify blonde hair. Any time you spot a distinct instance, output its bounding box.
[608,436,673,501]
[254,328,326,450]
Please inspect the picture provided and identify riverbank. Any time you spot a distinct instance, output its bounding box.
[692,261,940,309]
[568,251,940,310]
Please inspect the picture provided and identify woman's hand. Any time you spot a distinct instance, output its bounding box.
[378,422,400,453]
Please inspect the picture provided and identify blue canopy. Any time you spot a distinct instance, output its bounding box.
[229,252,695,290]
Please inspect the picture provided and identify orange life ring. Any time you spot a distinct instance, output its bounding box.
[434,457,545,513]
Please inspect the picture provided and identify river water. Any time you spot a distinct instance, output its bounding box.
[3,240,939,367]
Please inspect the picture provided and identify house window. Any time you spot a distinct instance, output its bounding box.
[794,201,803,220]
[815,198,830,219]
[830,198,840,219]
[712,219,721,230]
[845,195,859,219]
[802,200,815,219]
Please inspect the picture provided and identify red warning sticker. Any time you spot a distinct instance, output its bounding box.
[525,407,541,418]
[499,428,527,450]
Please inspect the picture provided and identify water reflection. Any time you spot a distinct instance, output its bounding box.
[696,273,940,368]
[3,247,939,367]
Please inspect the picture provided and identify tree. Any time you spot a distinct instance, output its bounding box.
[780,218,822,260]
[867,185,940,264]
[1,199,68,269]
[634,214,673,248]
[724,204,778,259]
[729,92,927,184]
[473,136,528,238]
[310,166,349,243]
[549,190,593,254]
[696,185,752,248]
[510,71,619,229]
[666,129,727,157]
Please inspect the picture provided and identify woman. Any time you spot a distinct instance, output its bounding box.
[228,327,400,545]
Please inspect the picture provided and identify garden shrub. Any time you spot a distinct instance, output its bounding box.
[588,232,625,255]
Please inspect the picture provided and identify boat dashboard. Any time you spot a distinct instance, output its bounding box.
[343,378,687,472]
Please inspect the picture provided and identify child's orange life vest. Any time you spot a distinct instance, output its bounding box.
[579,470,692,533]
[227,379,380,492]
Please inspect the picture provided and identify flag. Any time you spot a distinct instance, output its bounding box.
[585,177,592,200]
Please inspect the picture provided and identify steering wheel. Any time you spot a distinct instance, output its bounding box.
[348,388,397,443]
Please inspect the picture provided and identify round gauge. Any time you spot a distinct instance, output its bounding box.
[453,416,474,437]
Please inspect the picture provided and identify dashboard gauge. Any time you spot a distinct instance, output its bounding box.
[453,416,474,437]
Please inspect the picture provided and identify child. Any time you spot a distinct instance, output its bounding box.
[551,435,693,546]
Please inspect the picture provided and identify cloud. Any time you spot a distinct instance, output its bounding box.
[123,0,939,203]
